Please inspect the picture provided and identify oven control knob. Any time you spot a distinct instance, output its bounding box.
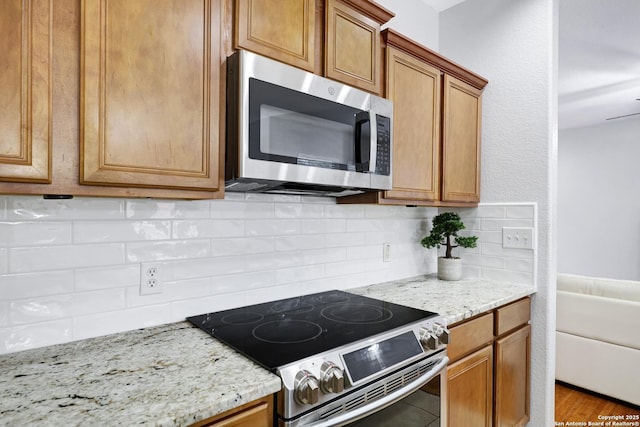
[419,328,439,350]
[294,370,320,405]
[320,362,344,394]
[434,323,450,345]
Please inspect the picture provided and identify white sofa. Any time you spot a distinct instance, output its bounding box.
[556,273,640,406]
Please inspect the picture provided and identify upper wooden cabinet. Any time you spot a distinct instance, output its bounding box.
[380,45,441,202]
[81,0,223,191]
[325,0,392,95]
[235,0,318,73]
[442,75,482,203]
[0,0,52,184]
[233,0,392,94]
[339,29,487,206]
[1,0,226,199]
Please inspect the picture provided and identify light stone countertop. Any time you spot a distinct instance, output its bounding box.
[0,275,535,426]
[0,322,282,427]
[350,274,536,325]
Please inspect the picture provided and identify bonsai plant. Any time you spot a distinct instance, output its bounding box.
[421,212,478,281]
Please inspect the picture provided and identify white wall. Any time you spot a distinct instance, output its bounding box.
[376,0,439,48]
[558,118,640,281]
[439,1,557,426]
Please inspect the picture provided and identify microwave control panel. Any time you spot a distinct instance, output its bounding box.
[375,115,391,176]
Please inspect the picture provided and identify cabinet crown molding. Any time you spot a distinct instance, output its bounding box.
[337,0,394,24]
[383,28,488,90]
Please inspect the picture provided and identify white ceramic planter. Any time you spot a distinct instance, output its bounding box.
[438,257,462,281]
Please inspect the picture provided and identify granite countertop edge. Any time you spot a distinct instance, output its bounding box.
[0,275,536,426]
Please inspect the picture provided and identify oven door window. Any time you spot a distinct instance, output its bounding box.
[346,375,441,427]
[248,78,367,171]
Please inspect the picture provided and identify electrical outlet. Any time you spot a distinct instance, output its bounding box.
[383,243,391,262]
[502,227,535,250]
[140,262,163,295]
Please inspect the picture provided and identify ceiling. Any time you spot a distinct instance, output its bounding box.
[421,0,640,130]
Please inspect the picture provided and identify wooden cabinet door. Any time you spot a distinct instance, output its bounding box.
[235,0,317,73]
[494,324,531,427]
[442,74,482,203]
[81,0,222,191]
[325,0,391,95]
[190,396,273,427]
[0,0,52,183]
[384,46,441,202]
[447,345,493,427]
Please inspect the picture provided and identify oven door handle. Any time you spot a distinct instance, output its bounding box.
[304,356,449,427]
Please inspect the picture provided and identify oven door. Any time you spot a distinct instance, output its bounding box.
[294,355,448,427]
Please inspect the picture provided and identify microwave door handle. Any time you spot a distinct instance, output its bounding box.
[354,111,377,173]
[368,113,377,174]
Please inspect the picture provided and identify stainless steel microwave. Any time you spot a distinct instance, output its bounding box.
[225,50,393,197]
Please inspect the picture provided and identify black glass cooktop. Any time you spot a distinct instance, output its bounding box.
[186,290,436,370]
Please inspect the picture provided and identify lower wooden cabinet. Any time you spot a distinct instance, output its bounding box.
[189,395,273,427]
[447,297,531,427]
[448,344,493,426]
[494,324,531,427]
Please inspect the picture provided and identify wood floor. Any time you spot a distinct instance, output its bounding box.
[555,381,640,424]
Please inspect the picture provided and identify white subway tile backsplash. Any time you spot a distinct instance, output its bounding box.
[246,251,304,272]
[275,234,325,252]
[301,218,346,234]
[0,222,72,247]
[73,220,171,243]
[0,196,536,354]
[74,265,139,291]
[172,219,244,239]
[245,219,300,236]
[325,204,365,218]
[125,240,210,262]
[346,219,384,232]
[212,271,276,292]
[325,232,366,248]
[481,242,533,259]
[211,237,275,256]
[125,199,209,219]
[10,243,125,273]
[10,289,126,324]
[0,302,9,326]
[276,264,324,285]
[481,218,533,230]
[0,271,74,299]
[167,257,245,281]
[0,248,6,274]
[72,304,172,340]
[212,201,274,219]
[303,248,346,265]
[0,198,6,220]
[7,197,124,220]
[0,319,73,353]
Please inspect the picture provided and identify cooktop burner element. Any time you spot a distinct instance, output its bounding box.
[187,290,437,370]
[321,303,393,324]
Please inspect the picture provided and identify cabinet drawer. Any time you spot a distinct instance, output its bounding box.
[448,312,493,362]
[495,298,530,337]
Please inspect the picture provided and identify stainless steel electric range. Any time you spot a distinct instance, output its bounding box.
[187,290,449,427]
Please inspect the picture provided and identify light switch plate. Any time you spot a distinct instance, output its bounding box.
[502,227,534,250]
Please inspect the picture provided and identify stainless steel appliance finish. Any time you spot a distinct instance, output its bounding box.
[187,290,448,427]
[277,315,448,426]
[225,50,393,197]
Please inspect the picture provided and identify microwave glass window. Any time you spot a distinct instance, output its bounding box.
[249,78,366,171]
[260,105,353,167]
